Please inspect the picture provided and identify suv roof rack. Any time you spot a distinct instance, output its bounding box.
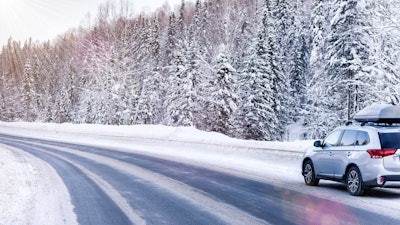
[353,105,400,124]
[345,121,353,126]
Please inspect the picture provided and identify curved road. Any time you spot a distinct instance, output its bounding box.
[0,133,399,225]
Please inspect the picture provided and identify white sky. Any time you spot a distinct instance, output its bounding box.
[0,0,183,47]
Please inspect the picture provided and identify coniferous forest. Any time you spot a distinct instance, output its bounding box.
[1,0,400,141]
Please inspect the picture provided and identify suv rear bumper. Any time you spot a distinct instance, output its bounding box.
[364,175,400,187]
[383,175,400,181]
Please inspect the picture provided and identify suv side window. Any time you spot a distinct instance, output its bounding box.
[355,131,370,146]
[323,130,342,147]
[339,130,358,146]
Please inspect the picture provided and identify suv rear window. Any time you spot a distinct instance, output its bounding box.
[379,132,400,149]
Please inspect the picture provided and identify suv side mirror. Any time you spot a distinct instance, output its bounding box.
[314,140,323,147]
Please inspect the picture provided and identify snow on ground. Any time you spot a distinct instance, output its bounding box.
[3,122,400,224]
[0,122,312,180]
[0,122,312,152]
[0,144,77,225]
[0,122,313,224]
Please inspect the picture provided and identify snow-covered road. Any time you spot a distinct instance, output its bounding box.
[1,122,400,224]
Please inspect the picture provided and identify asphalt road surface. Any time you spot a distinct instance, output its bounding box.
[0,133,399,225]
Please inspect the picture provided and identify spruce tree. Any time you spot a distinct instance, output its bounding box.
[325,0,375,122]
[207,53,238,134]
[236,0,280,141]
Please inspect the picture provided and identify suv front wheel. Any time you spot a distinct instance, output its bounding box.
[303,160,319,186]
[346,166,364,196]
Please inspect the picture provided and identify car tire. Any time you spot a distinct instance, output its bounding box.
[303,160,319,186]
[346,166,364,196]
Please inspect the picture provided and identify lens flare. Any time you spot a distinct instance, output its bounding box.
[0,0,189,47]
[0,0,26,43]
[0,0,81,46]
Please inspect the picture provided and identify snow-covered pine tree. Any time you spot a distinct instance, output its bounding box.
[78,25,119,124]
[206,52,238,134]
[43,44,72,123]
[302,0,333,139]
[163,13,178,67]
[274,0,310,127]
[236,0,280,141]
[266,0,289,140]
[0,71,3,121]
[325,0,376,123]
[22,58,34,121]
[177,17,211,129]
[186,1,221,130]
[273,0,294,79]
[54,56,78,123]
[369,0,400,104]
[230,9,254,71]
[136,18,164,124]
[195,0,212,60]
[164,51,194,126]
[163,7,198,127]
[309,0,330,79]
[0,72,6,121]
[178,0,187,38]
[287,27,309,124]
[114,17,146,125]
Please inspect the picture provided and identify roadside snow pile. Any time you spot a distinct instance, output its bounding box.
[0,144,77,225]
[0,122,312,183]
[0,122,312,153]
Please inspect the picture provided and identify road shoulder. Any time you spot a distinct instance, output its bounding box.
[0,144,77,225]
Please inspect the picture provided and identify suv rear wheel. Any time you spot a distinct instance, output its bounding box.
[303,160,319,186]
[346,166,364,196]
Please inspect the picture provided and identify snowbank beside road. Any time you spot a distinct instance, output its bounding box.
[0,144,77,225]
[0,122,312,179]
[0,122,312,152]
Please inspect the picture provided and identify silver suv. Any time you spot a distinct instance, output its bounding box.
[301,105,400,195]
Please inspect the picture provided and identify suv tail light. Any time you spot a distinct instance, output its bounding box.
[367,149,397,158]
